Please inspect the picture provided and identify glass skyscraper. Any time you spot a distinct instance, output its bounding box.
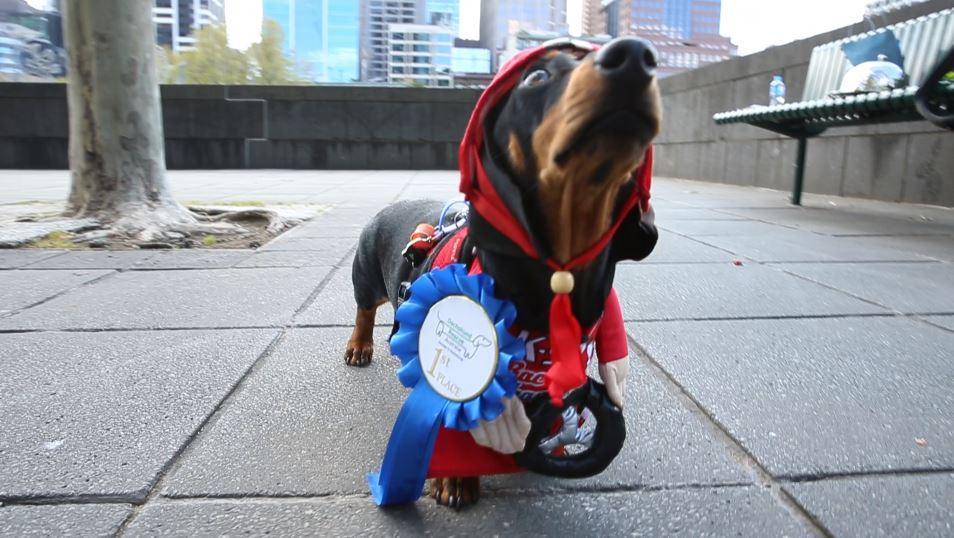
[663,0,691,37]
[586,0,735,76]
[262,0,360,83]
[425,0,459,33]
[622,0,722,38]
[494,0,569,50]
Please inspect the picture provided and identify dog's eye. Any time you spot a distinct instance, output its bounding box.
[521,69,550,88]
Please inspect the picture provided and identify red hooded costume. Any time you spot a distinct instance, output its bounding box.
[425,41,654,478]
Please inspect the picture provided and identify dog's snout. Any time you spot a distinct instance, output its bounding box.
[594,37,657,87]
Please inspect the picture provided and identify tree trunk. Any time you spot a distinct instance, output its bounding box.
[62,0,194,233]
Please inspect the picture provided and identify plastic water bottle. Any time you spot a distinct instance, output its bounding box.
[769,75,786,106]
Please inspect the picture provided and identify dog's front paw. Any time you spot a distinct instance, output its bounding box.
[428,477,479,509]
[344,338,374,367]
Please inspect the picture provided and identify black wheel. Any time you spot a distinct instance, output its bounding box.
[514,378,626,478]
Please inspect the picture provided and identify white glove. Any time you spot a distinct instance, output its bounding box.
[469,396,531,454]
[598,357,630,408]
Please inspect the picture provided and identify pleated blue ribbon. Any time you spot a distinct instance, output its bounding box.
[367,264,525,506]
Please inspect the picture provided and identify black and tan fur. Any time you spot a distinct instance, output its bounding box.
[346,38,662,508]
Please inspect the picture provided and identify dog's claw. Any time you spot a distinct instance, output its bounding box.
[344,340,374,367]
[428,477,479,510]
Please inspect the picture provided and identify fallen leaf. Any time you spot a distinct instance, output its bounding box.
[915,437,928,447]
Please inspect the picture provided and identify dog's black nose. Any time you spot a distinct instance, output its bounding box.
[594,37,657,87]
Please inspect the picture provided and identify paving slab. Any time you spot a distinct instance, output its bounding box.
[844,235,954,262]
[133,487,805,537]
[658,219,793,237]
[275,220,365,239]
[631,318,954,477]
[0,269,111,316]
[259,236,356,255]
[656,207,748,220]
[0,266,330,330]
[715,206,954,237]
[397,187,462,202]
[0,329,277,499]
[0,250,63,269]
[652,193,794,210]
[0,504,131,537]
[295,265,395,327]
[162,327,405,497]
[164,327,747,498]
[774,262,954,314]
[309,193,402,207]
[24,250,155,269]
[132,250,253,270]
[785,474,954,538]
[694,228,943,263]
[235,250,341,268]
[614,264,887,321]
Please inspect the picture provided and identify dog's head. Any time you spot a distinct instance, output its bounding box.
[483,38,661,263]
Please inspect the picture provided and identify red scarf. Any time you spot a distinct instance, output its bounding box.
[457,43,654,406]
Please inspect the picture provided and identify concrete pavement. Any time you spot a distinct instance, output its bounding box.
[1,170,953,536]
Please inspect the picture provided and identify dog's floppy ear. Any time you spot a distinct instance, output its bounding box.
[612,203,657,262]
[484,93,539,192]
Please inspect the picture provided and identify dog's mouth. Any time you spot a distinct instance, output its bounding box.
[554,108,658,167]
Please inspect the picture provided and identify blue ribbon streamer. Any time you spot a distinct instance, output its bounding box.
[367,264,525,506]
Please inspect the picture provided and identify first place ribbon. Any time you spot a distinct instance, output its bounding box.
[367,264,525,506]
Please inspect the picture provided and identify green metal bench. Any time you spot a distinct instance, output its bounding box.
[713,8,954,205]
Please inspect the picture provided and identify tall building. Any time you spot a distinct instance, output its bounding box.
[154,0,225,52]
[510,29,611,51]
[387,23,454,86]
[585,0,736,76]
[499,27,610,65]
[360,0,425,82]
[493,0,569,51]
[425,0,458,31]
[582,0,608,37]
[451,39,493,87]
[591,0,720,39]
[263,0,360,83]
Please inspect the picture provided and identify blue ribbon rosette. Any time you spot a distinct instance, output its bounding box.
[367,264,525,506]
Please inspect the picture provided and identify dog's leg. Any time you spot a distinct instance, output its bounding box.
[344,299,383,367]
[427,476,480,509]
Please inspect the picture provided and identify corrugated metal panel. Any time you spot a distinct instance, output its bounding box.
[901,9,954,84]
[802,7,953,101]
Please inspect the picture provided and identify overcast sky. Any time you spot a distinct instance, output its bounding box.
[720,0,869,55]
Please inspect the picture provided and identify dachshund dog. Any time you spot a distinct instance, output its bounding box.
[346,37,662,508]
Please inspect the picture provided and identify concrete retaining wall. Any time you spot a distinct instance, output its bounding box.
[0,83,481,170]
[653,0,954,207]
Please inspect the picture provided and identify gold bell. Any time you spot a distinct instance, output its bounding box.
[550,271,575,294]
